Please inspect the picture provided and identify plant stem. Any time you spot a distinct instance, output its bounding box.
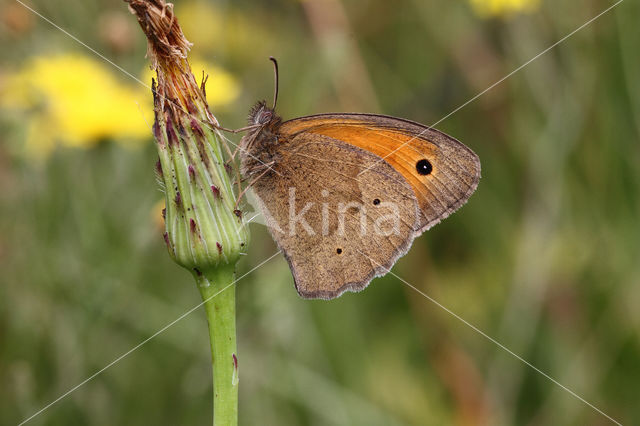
[195,264,239,426]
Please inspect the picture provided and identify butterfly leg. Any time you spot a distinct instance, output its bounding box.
[208,123,261,134]
[229,145,241,161]
[228,126,261,161]
[234,163,274,209]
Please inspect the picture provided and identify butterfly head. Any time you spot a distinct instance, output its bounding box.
[248,100,281,129]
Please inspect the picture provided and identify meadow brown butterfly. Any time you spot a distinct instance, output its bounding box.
[239,59,480,299]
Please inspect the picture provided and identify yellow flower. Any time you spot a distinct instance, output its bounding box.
[469,0,539,18]
[0,52,240,160]
[0,53,151,159]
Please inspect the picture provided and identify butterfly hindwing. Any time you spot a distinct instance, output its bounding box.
[250,133,420,299]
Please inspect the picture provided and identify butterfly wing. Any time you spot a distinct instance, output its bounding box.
[279,113,481,233]
[251,132,420,299]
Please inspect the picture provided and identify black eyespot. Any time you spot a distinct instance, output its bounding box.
[336,248,343,254]
[416,159,432,175]
[373,198,380,205]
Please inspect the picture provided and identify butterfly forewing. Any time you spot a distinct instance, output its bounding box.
[279,114,481,233]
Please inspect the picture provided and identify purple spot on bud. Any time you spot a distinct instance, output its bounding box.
[155,159,163,176]
[190,218,197,233]
[216,242,223,254]
[178,121,188,137]
[161,208,166,219]
[175,191,182,207]
[232,353,238,370]
[167,124,179,146]
[193,267,202,277]
[190,119,204,137]
[188,164,195,180]
[224,163,233,176]
[153,122,162,145]
[163,232,170,247]
[233,210,243,220]
[211,185,220,199]
[186,99,197,114]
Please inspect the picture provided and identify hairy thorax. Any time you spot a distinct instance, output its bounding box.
[239,101,283,179]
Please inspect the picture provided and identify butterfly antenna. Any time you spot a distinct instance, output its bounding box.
[269,56,279,110]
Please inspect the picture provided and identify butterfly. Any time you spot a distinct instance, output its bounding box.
[238,59,480,299]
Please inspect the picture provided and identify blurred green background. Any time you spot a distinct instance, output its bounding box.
[1,0,639,424]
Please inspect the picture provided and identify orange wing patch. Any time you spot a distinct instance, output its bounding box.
[280,115,480,232]
[307,125,438,199]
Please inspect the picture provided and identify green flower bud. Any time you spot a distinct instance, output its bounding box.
[128,0,249,274]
